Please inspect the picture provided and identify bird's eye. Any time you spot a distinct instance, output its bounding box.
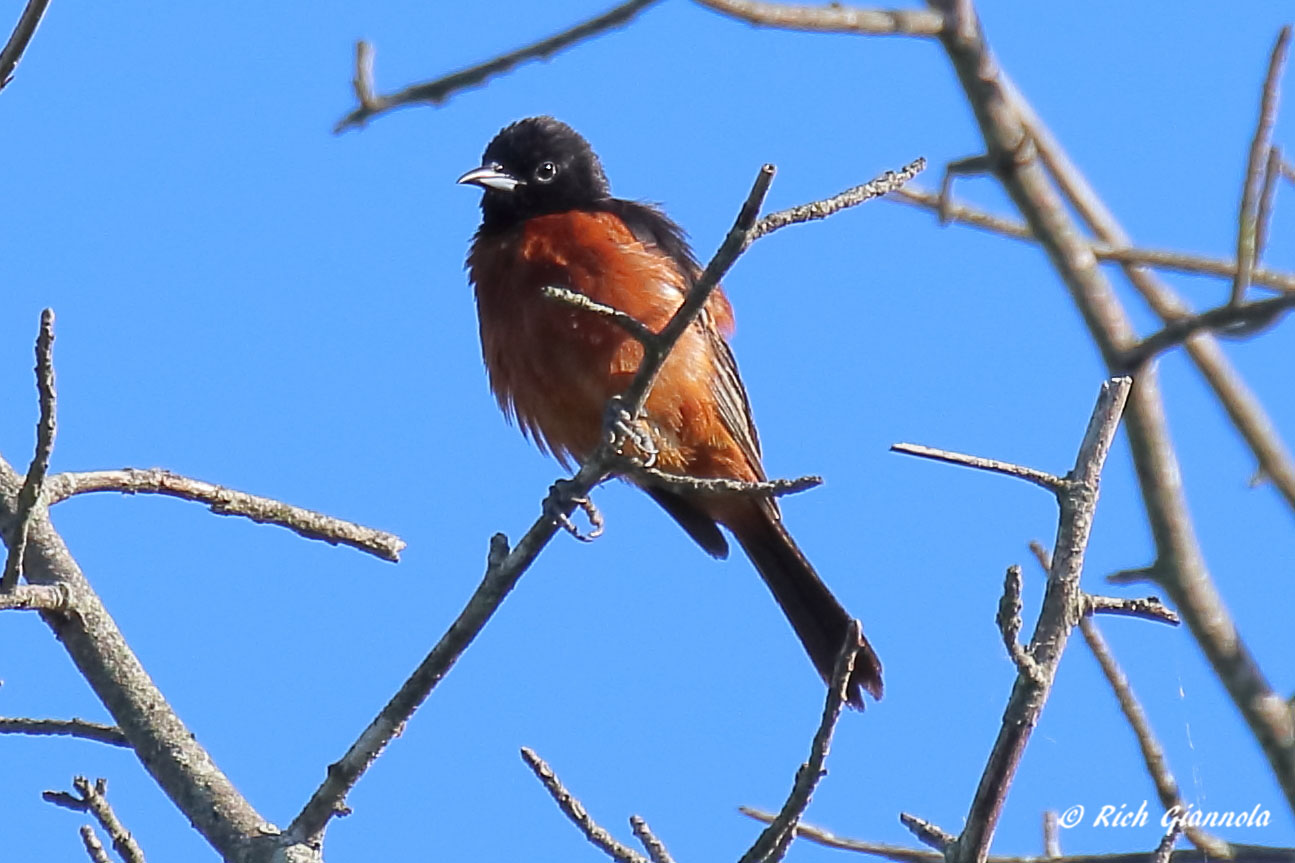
[534,161,559,183]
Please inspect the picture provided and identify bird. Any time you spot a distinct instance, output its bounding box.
[458,116,882,707]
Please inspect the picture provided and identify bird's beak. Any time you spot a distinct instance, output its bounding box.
[456,165,521,193]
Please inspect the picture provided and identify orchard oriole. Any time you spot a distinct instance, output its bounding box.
[459,116,882,707]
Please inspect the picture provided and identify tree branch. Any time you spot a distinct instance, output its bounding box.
[45,468,405,563]
[2,308,57,591]
[739,621,862,863]
[520,747,649,863]
[334,0,662,132]
[1233,26,1291,305]
[0,0,52,91]
[695,0,944,36]
[890,442,1067,495]
[43,777,147,863]
[0,716,128,747]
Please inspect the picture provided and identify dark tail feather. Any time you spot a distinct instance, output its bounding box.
[726,503,883,709]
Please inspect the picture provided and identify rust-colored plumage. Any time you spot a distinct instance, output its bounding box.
[460,117,882,707]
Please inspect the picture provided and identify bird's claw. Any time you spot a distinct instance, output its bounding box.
[545,479,605,542]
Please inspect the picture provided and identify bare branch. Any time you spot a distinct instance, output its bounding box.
[951,378,1132,863]
[1233,26,1291,306]
[996,565,1040,680]
[1256,146,1283,263]
[890,442,1067,495]
[1119,293,1295,371]
[334,0,661,132]
[0,456,271,859]
[694,0,944,36]
[622,463,822,498]
[79,826,112,863]
[0,0,52,91]
[1085,594,1180,626]
[740,809,939,863]
[44,777,147,863]
[746,158,927,246]
[900,813,955,852]
[1152,820,1184,863]
[3,308,57,592]
[739,621,861,863]
[542,286,657,344]
[629,815,675,863]
[1043,811,1061,859]
[45,468,404,563]
[889,186,1295,294]
[0,716,128,747]
[520,747,649,863]
[0,582,67,611]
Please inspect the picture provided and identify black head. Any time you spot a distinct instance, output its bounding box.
[458,117,611,231]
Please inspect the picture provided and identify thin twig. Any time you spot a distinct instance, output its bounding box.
[2,308,57,591]
[889,186,1295,294]
[542,286,657,344]
[0,717,128,747]
[1152,820,1184,863]
[997,565,1040,680]
[1256,145,1283,264]
[1233,26,1292,306]
[622,463,822,498]
[0,0,52,91]
[334,0,661,132]
[0,582,67,611]
[739,622,861,863]
[900,813,956,852]
[746,158,927,246]
[890,442,1067,495]
[629,815,676,863]
[44,777,147,863]
[1119,292,1295,371]
[520,747,648,863]
[1085,594,1180,626]
[1043,811,1061,859]
[45,468,405,562]
[694,0,943,36]
[79,826,112,863]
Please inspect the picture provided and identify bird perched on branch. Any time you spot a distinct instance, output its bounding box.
[458,116,882,707]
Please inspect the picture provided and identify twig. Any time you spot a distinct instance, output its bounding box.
[520,747,648,863]
[1119,293,1295,371]
[44,468,404,562]
[2,309,56,592]
[621,463,822,498]
[79,826,111,863]
[746,158,927,245]
[542,286,657,344]
[694,0,943,36]
[1085,594,1180,626]
[739,621,861,863]
[900,813,956,852]
[0,0,52,91]
[1079,615,1228,856]
[1043,811,1061,859]
[890,443,1066,495]
[888,186,1295,294]
[44,777,147,863]
[1256,146,1283,263]
[996,565,1040,680]
[949,378,1132,863]
[1152,820,1184,863]
[0,717,128,747]
[629,815,675,863]
[1233,26,1291,306]
[740,809,939,863]
[0,582,67,611]
[334,0,661,132]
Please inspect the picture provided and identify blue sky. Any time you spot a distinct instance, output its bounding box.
[3,1,1293,861]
